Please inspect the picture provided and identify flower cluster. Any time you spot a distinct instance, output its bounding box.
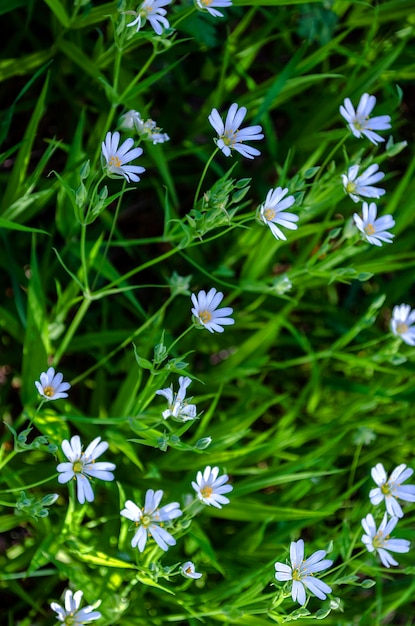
[156,376,197,421]
[120,109,170,144]
[360,463,413,568]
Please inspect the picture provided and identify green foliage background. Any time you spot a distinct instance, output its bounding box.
[1,0,415,624]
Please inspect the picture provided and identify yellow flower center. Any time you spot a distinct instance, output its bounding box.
[372,531,389,549]
[396,322,408,334]
[63,616,76,626]
[222,130,239,147]
[381,483,391,495]
[346,181,356,194]
[141,513,152,528]
[109,155,122,168]
[199,310,212,324]
[73,460,83,474]
[43,386,55,397]
[200,0,213,5]
[292,568,301,581]
[200,486,213,498]
[263,208,276,221]
[364,223,375,235]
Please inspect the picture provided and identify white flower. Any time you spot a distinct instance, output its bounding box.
[35,367,71,401]
[390,304,415,346]
[57,436,116,504]
[353,202,394,246]
[195,0,232,17]
[361,513,410,567]
[50,589,101,624]
[101,131,145,183]
[370,463,415,518]
[120,489,182,552]
[192,465,233,508]
[274,539,333,606]
[208,103,264,159]
[180,561,202,579]
[155,376,197,421]
[125,0,171,35]
[342,163,386,203]
[120,110,169,144]
[340,93,391,145]
[259,187,298,241]
[191,288,234,333]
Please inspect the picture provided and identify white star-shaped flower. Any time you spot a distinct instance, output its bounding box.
[120,489,182,552]
[57,436,116,504]
[125,0,171,35]
[259,187,298,241]
[35,367,71,401]
[370,463,415,518]
[156,376,197,421]
[195,0,232,17]
[274,539,333,606]
[192,465,233,508]
[390,304,415,346]
[191,288,234,333]
[353,202,394,246]
[342,163,386,203]
[208,103,264,159]
[340,93,391,145]
[180,561,202,579]
[120,110,169,144]
[50,589,101,624]
[361,513,410,567]
[101,131,145,183]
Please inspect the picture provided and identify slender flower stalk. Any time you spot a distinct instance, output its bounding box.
[57,436,116,504]
[208,103,264,159]
[50,589,101,624]
[342,163,385,203]
[353,202,394,246]
[101,131,145,183]
[35,367,71,401]
[192,466,233,508]
[259,187,298,241]
[390,304,415,346]
[340,93,391,145]
[156,376,197,421]
[274,539,333,606]
[361,513,410,567]
[191,288,234,333]
[370,463,415,517]
[120,489,182,552]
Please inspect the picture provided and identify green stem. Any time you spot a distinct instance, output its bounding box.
[91,179,127,291]
[53,298,92,367]
[314,134,349,183]
[193,148,218,209]
[96,246,181,293]
[119,50,158,103]
[2,474,61,493]
[166,325,195,355]
[80,222,89,292]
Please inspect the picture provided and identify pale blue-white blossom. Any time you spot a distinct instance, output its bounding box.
[35,367,70,401]
[180,561,202,579]
[274,539,332,606]
[353,202,394,246]
[192,465,233,508]
[101,131,145,183]
[340,93,391,145]
[125,0,171,35]
[156,376,197,421]
[195,0,232,17]
[342,163,385,203]
[120,110,169,144]
[361,513,410,567]
[208,103,263,159]
[120,490,182,552]
[57,436,116,504]
[259,187,298,241]
[390,304,415,346]
[50,589,101,624]
[370,463,415,518]
[191,288,234,333]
